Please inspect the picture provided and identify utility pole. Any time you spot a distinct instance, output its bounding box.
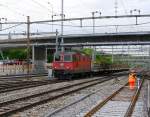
[91,11,101,34]
[55,29,59,53]
[0,49,4,60]
[0,18,7,31]
[0,22,2,31]
[130,9,141,25]
[128,44,130,65]
[115,0,118,16]
[148,80,150,116]
[27,16,30,74]
[112,46,114,63]
[92,12,96,34]
[61,0,64,52]
[48,2,53,32]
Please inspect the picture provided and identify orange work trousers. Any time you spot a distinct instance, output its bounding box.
[129,78,135,90]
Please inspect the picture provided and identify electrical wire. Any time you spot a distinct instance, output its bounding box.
[79,0,93,10]
[38,21,150,28]
[0,24,23,32]
[0,22,139,32]
[120,0,128,15]
[30,0,55,14]
[0,3,25,17]
[68,21,90,33]
[0,17,150,32]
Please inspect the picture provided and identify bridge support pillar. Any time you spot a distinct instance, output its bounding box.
[32,46,47,73]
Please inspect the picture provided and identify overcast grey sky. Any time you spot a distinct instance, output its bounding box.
[0,0,150,35]
[0,0,150,21]
[0,0,150,57]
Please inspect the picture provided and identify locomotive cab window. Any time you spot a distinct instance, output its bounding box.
[54,54,61,61]
[73,55,77,62]
[64,55,72,62]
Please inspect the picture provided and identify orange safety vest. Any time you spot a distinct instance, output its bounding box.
[128,73,136,90]
[128,74,136,83]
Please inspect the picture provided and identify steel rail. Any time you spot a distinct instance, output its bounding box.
[0,73,47,79]
[84,79,144,117]
[0,78,106,107]
[0,80,63,94]
[47,74,128,117]
[0,72,127,94]
[84,83,128,117]
[0,77,111,117]
[124,78,144,117]
[46,87,108,117]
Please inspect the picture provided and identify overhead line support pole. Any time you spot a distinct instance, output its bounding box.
[27,16,30,75]
[92,12,95,34]
[55,29,59,53]
[61,0,64,52]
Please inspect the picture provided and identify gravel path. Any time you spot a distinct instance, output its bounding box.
[9,75,128,117]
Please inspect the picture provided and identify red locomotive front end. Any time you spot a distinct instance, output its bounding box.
[52,51,91,79]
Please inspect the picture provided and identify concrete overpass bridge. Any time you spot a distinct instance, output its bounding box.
[1,31,150,73]
[0,31,150,47]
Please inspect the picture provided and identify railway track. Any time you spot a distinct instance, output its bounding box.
[83,78,144,117]
[0,76,113,117]
[0,79,65,94]
[0,73,54,93]
[0,73,47,81]
[0,72,127,94]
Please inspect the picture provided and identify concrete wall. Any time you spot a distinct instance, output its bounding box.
[32,46,47,73]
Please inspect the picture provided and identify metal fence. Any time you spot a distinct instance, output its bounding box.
[0,64,33,75]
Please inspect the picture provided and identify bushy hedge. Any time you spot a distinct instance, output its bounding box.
[0,48,28,60]
[81,48,112,65]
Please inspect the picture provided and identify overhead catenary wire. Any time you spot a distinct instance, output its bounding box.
[38,21,150,28]
[1,21,150,32]
[30,0,56,14]
[120,0,128,15]
[68,20,90,33]
[0,3,25,17]
[0,23,23,32]
[0,14,150,24]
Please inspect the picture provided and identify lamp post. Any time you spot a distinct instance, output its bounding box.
[48,2,54,31]
[61,0,64,52]
[52,13,65,52]
[52,14,58,32]
[130,9,141,25]
[91,11,101,34]
[0,18,7,31]
[27,16,30,74]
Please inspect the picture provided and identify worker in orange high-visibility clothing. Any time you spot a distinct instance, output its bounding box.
[128,72,136,90]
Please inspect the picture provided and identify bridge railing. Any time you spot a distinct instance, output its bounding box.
[0,32,56,40]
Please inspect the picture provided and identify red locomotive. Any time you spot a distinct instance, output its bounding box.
[52,51,129,79]
[52,51,91,79]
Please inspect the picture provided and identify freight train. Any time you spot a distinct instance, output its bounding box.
[52,51,128,79]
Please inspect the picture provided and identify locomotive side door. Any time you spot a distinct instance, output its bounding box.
[73,54,79,72]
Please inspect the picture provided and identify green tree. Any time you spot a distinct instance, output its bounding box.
[1,48,28,60]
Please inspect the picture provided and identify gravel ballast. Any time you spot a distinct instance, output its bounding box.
[9,76,128,117]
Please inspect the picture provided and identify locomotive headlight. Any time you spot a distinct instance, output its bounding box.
[60,63,64,67]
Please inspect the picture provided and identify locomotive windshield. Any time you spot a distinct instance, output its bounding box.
[54,54,61,61]
[54,53,72,62]
[64,55,72,62]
